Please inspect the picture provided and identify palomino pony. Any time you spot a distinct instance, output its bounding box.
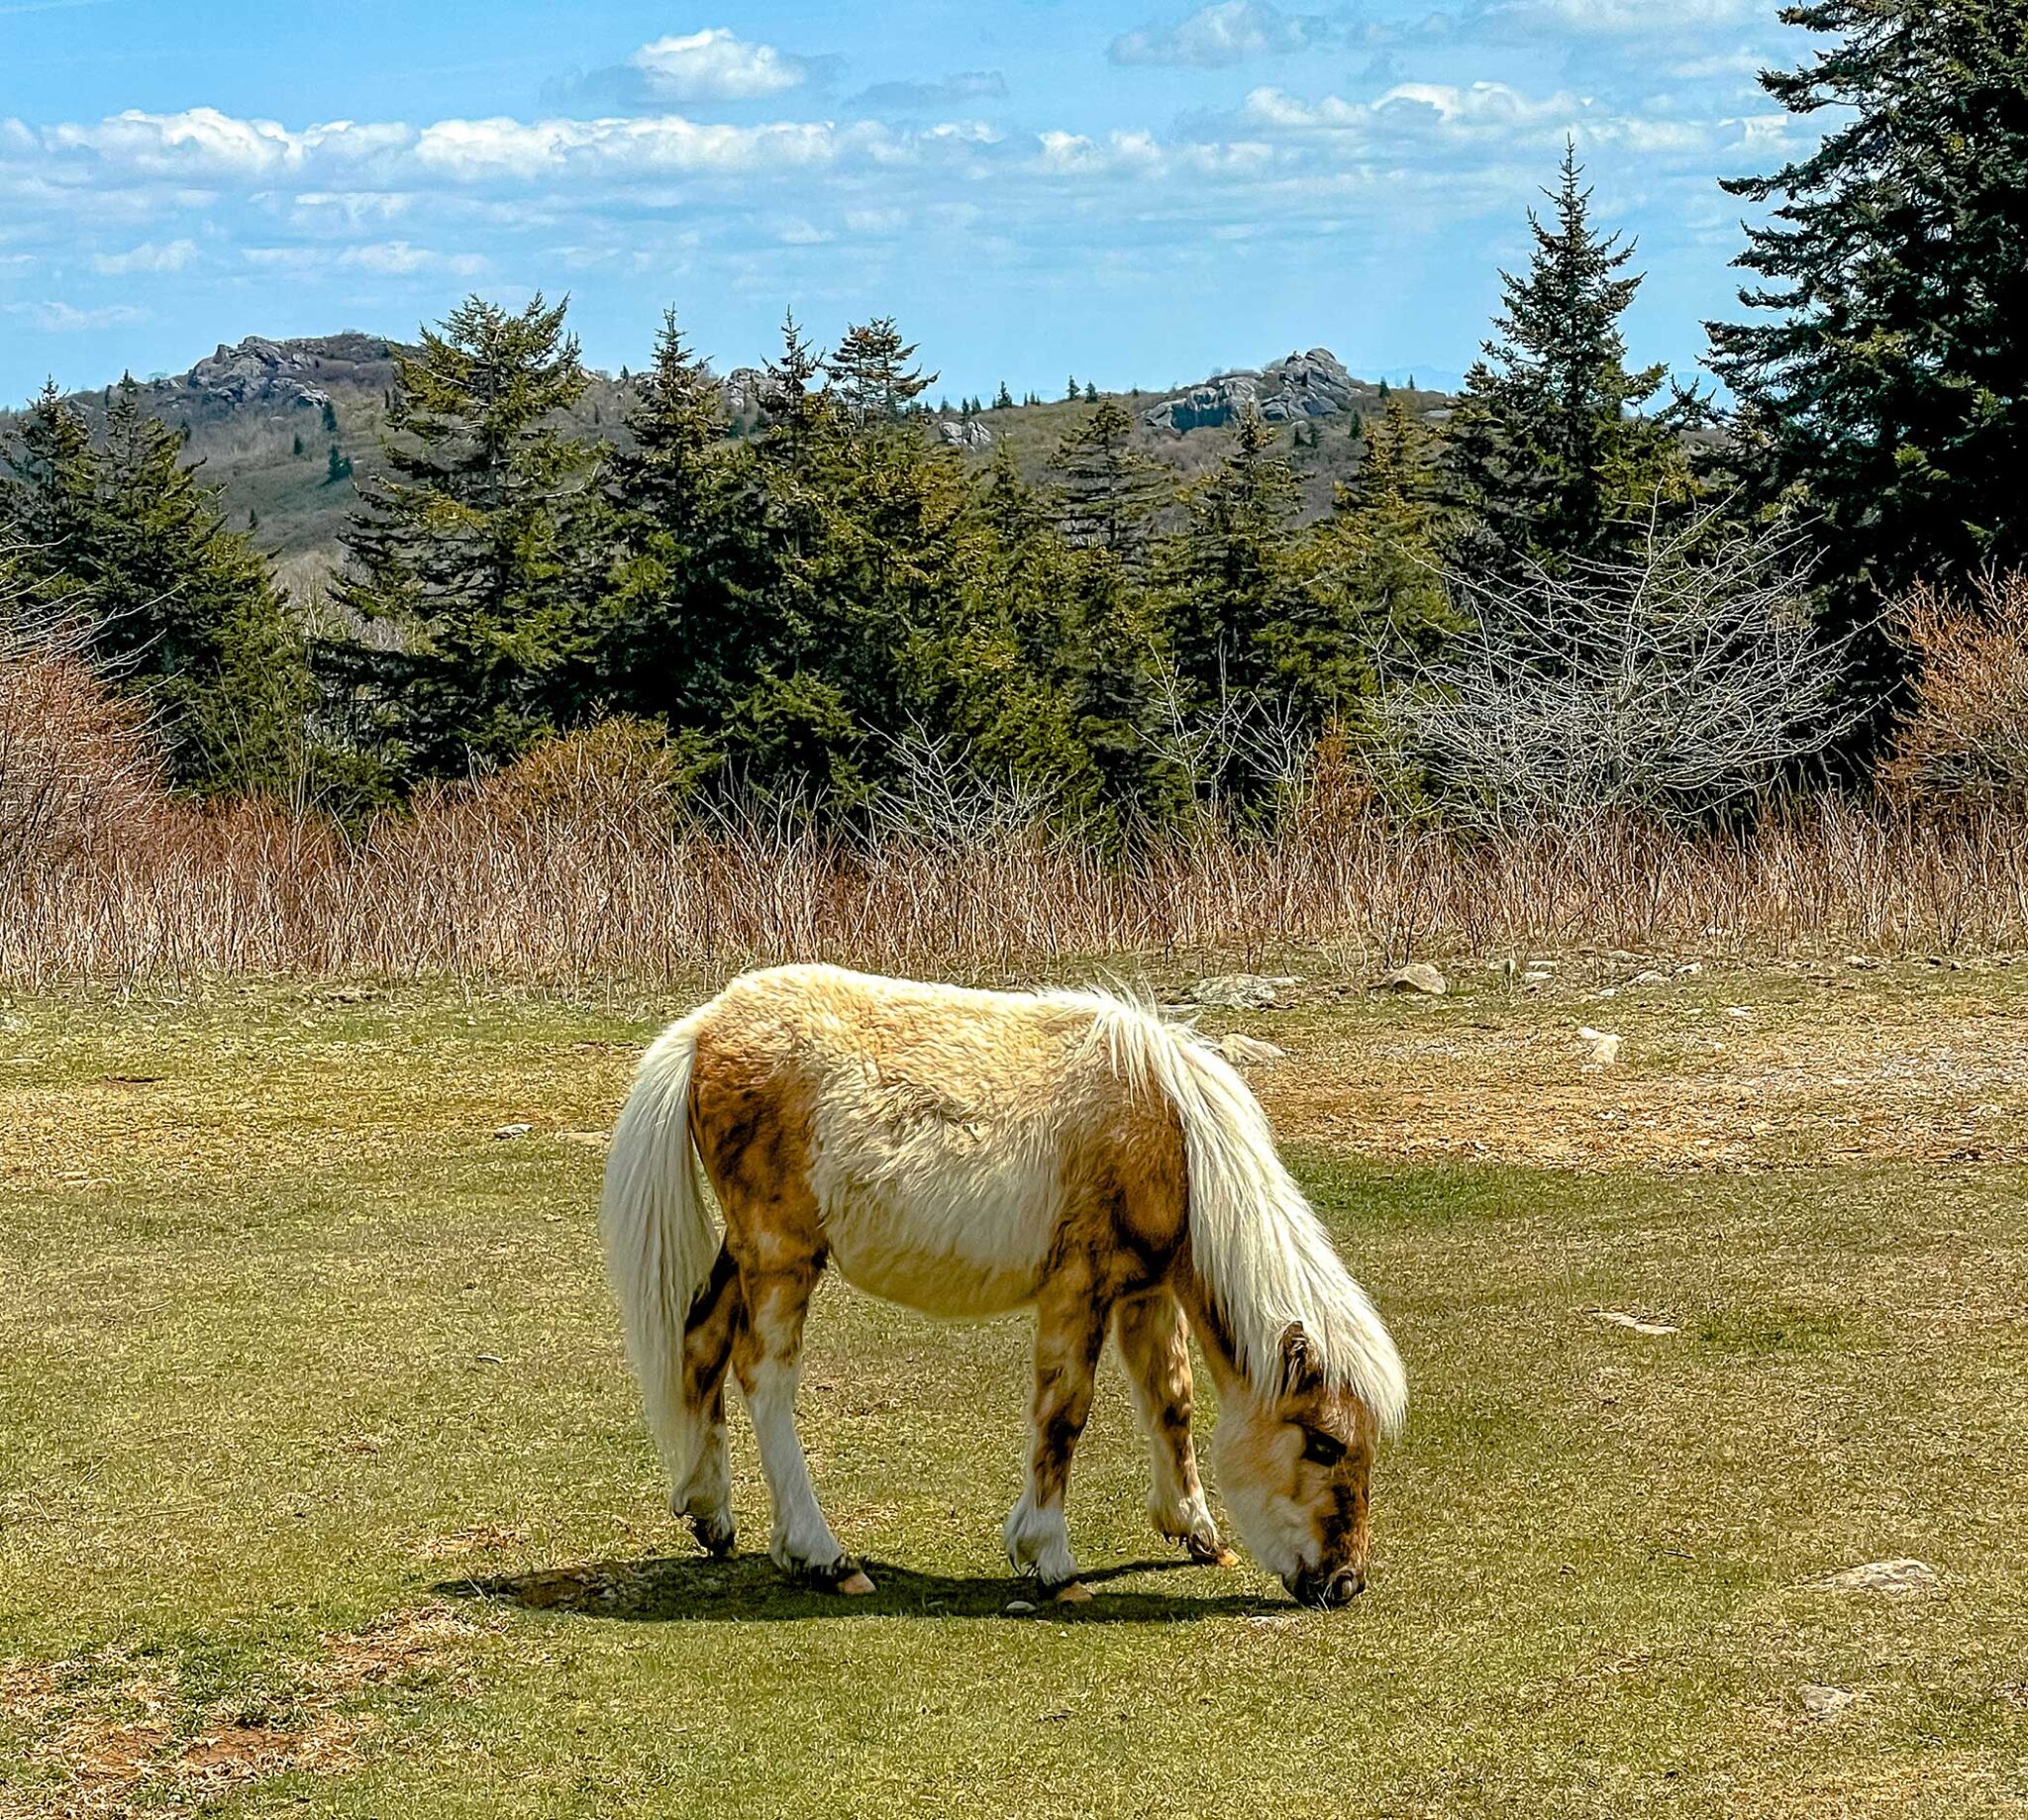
[599,964,1406,1608]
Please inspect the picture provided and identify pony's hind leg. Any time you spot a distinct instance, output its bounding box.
[672,1245,743,1556]
[1114,1288,1233,1567]
[1004,1279,1108,1599]
[733,1253,871,1593]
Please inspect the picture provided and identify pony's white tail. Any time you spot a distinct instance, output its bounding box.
[599,1013,722,1483]
[1082,997,1407,1436]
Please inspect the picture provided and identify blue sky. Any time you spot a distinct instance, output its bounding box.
[0,0,1818,404]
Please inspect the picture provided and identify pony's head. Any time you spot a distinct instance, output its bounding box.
[1213,1321,1377,1608]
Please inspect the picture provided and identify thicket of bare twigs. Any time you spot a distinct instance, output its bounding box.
[1884,571,2028,810]
[9,562,2028,989]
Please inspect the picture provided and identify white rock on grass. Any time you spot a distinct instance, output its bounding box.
[1630,969,1670,987]
[1370,963,1448,997]
[1798,1683,1862,1724]
[1589,1309,1680,1337]
[1577,1027,1622,1066]
[492,1123,533,1140]
[1190,974,1300,1010]
[1815,1559,1940,1596]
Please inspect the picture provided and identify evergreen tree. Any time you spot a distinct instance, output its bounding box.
[326,293,606,778]
[1167,408,1301,704]
[1,379,308,793]
[1707,0,2028,604]
[1447,146,1695,572]
[993,381,1014,410]
[1048,401,1167,559]
[598,308,759,743]
[1285,400,1458,725]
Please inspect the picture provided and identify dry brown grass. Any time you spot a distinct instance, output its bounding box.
[7,656,2028,986]
[9,775,2028,988]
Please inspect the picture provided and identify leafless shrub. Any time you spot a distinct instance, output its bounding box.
[0,565,164,878]
[1383,507,1862,831]
[1883,571,2028,810]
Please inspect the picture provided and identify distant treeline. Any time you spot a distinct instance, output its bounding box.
[2,0,2023,828]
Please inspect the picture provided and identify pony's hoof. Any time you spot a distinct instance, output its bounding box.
[1187,1541,1240,1568]
[1052,1580,1093,1604]
[836,1569,876,1596]
[690,1514,737,1558]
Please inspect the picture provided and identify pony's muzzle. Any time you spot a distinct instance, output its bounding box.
[1287,1565,1366,1609]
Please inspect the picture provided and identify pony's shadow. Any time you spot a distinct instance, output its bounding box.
[436,1552,1274,1624]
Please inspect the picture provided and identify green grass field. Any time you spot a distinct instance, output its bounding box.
[4,969,2025,1816]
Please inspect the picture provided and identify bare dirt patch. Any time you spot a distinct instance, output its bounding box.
[0,1606,488,1818]
[1249,970,2028,1171]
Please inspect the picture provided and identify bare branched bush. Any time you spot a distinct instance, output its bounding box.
[0,566,164,877]
[1383,508,1861,830]
[1884,571,2028,810]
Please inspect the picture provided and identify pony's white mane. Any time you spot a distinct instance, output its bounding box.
[1051,986,1408,1437]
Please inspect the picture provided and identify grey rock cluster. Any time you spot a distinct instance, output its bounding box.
[937,418,995,450]
[1143,348,1373,434]
[182,334,392,411]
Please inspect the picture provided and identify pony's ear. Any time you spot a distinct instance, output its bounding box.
[1279,1321,1323,1396]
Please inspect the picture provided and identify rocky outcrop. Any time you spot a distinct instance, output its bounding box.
[181,334,395,413]
[1143,348,1374,434]
[937,417,994,450]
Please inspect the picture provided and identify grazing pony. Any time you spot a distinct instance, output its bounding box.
[599,964,1406,1607]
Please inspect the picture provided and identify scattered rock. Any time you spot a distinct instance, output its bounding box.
[937,417,994,450]
[1577,1027,1622,1066]
[1815,1558,1940,1596]
[1589,1310,1680,1337]
[1798,1683,1861,1724]
[1723,1007,1753,1019]
[492,1123,533,1140]
[1189,973,1300,1010]
[1370,963,1447,997]
[1217,1034,1287,1068]
[1003,1599,1036,1614]
[1846,955,1879,969]
[1629,969,1670,987]
[1675,961,1705,977]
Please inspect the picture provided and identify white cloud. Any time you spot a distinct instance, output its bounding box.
[1497,0,1751,34]
[1110,2,1331,67]
[629,28,808,101]
[10,299,146,331]
[243,240,489,277]
[91,238,197,274]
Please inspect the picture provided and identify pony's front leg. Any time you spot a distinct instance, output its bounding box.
[1114,1288,1234,1567]
[1004,1282,1107,1600]
[733,1258,872,1594]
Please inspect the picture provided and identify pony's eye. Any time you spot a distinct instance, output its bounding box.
[1299,1429,1347,1467]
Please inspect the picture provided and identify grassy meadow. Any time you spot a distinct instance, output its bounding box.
[4,961,2026,1816]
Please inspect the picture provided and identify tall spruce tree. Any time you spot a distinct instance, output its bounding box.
[1048,400,1167,559]
[599,309,758,742]
[1707,0,2028,605]
[1168,408,1301,703]
[1448,146,1695,571]
[1286,400,1458,725]
[328,294,606,778]
[1,379,307,794]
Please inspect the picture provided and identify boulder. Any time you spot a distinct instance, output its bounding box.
[937,417,995,450]
[1370,962,1448,997]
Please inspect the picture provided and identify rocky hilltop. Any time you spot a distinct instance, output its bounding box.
[175,334,399,419]
[6,332,1450,568]
[1142,348,1379,433]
